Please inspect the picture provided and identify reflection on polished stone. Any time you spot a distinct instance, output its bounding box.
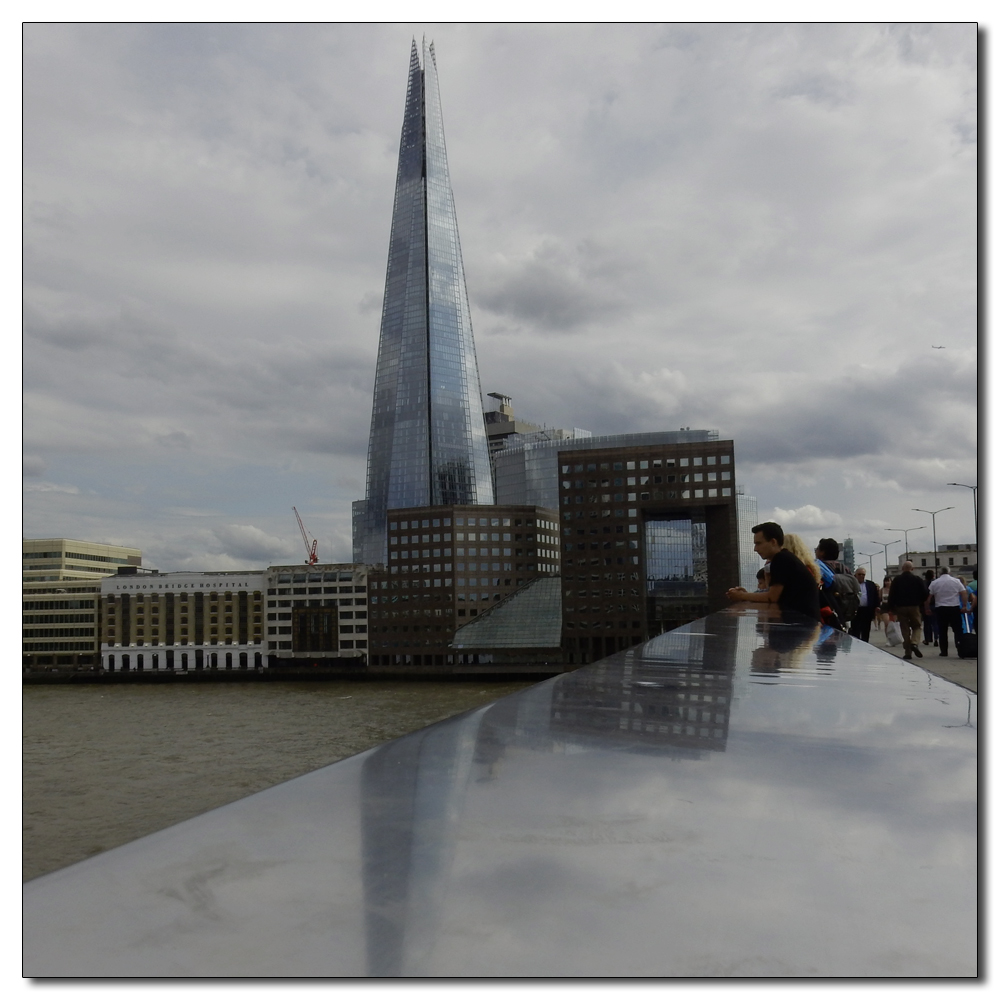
[24,607,977,977]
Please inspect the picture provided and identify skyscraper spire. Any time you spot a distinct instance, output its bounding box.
[354,40,494,564]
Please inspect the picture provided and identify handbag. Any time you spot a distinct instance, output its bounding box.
[886,620,903,646]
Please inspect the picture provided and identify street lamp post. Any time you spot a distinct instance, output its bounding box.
[859,552,878,578]
[872,540,901,581]
[886,525,924,562]
[946,483,978,552]
[912,507,955,572]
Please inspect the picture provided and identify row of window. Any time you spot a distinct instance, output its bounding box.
[565,488,732,505]
[24,564,118,574]
[267,640,368,650]
[389,531,551,546]
[23,600,95,611]
[273,573,359,584]
[391,549,549,562]
[565,472,731,491]
[23,641,96,651]
[106,593,263,601]
[23,627,95,638]
[266,625,370,635]
[23,551,134,564]
[23,614,95,624]
[387,516,550,530]
[561,456,731,474]
[104,640,263,647]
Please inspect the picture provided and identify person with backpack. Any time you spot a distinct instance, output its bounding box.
[785,533,844,629]
[815,538,861,630]
[887,561,929,661]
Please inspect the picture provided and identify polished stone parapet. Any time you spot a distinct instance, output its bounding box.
[23,606,977,977]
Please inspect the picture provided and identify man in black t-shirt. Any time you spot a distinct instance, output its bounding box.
[726,521,822,621]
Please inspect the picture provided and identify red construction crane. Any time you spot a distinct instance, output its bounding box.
[292,507,318,565]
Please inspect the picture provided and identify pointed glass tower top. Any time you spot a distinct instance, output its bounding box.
[354,40,494,564]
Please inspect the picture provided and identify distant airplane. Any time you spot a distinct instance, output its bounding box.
[931,345,946,349]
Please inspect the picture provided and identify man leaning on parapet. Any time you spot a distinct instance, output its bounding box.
[886,561,928,661]
[727,521,822,621]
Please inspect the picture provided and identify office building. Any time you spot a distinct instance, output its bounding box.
[493,429,717,511]
[23,537,141,671]
[367,503,559,669]
[99,568,266,672]
[265,563,369,667]
[735,490,760,589]
[483,393,543,455]
[354,40,493,567]
[886,544,977,579]
[559,438,740,663]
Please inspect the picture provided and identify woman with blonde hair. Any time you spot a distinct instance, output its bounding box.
[782,533,823,586]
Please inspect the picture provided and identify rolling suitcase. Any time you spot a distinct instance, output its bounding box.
[956,612,977,659]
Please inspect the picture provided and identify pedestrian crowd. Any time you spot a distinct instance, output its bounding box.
[726,522,977,659]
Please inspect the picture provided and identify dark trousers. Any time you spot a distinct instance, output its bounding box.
[922,608,938,644]
[849,607,876,642]
[935,606,963,656]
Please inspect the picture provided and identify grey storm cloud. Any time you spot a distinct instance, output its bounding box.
[22,23,977,567]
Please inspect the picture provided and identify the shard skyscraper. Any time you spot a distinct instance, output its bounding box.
[353,39,494,565]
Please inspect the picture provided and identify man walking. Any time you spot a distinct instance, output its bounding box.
[848,567,880,642]
[927,567,968,657]
[886,561,928,661]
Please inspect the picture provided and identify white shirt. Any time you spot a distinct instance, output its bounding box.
[928,574,967,608]
[857,580,870,607]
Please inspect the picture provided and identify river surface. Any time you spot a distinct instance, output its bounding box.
[22,680,533,881]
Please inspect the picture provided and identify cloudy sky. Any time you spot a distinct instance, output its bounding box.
[23,22,978,578]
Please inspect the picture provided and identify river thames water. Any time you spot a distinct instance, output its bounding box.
[22,679,533,882]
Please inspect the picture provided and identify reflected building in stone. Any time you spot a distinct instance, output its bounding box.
[353,39,494,567]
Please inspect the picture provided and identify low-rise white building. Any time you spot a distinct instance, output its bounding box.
[886,544,977,579]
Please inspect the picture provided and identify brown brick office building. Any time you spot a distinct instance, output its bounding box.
[367,504,560,669]
[559,439,740,664]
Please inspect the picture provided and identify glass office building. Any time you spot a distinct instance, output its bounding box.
[354,40,493,566]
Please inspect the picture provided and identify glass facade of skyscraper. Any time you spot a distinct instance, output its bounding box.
[735,491,760,589]
[355,40,493,566]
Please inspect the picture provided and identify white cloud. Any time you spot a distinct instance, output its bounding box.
[771,505,844,532]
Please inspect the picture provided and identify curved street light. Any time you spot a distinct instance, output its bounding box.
[912,507,955,571]
[946,483,978,552]
[886,525,924,562]
[871,540,901,581]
